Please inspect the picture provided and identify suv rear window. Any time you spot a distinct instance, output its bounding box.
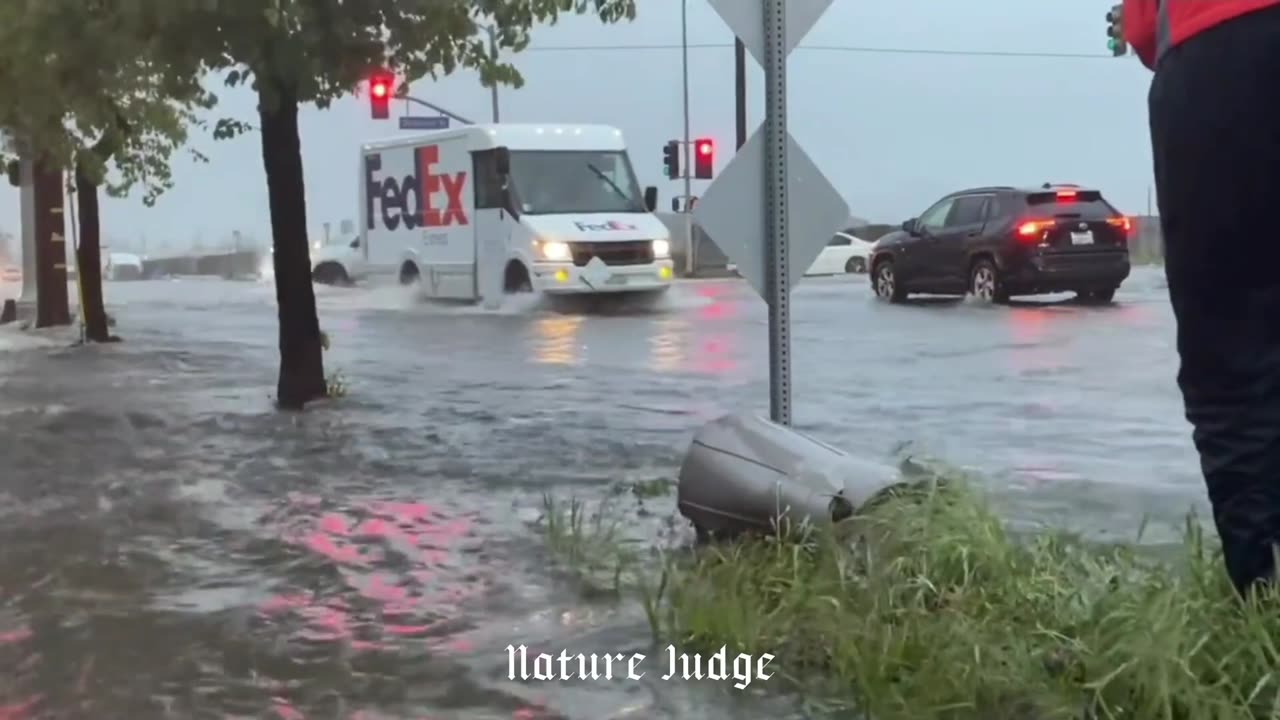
[1024,190,1116,220]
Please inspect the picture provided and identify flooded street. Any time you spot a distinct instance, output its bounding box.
[0,268,1200,719]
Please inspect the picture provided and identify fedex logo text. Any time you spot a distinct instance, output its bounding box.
[574,220,637,232]
[365,145,468,231]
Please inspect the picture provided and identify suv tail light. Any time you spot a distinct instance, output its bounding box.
[1016,219,1054,241]
[1106,216,1131,238]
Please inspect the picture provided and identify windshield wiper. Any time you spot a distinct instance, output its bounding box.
[587,163,642,211]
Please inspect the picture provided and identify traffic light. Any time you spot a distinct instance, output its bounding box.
[368,71,393,119]
[1106,4,1127,56]
[693,138,713,179]
[662,140,680,178]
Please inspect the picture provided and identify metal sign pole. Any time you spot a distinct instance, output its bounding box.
[680,0,695,276]
[697,0,846,426]
[763,0,790,425]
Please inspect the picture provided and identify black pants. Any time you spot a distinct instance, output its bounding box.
[1148,4,1280,596]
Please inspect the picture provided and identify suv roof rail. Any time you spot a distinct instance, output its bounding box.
[1042,182,1081,189]
[958,185,1014,194]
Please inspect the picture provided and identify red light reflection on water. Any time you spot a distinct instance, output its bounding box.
[0,624,37,719]
[650,282,740,376]
[0,628,31,646]
[0,498,500,720]
[1005,307,1060,375]
[0,697,41,720]
[261,498,491,658]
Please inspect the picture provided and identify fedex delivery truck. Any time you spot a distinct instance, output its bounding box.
[323,124,675,305]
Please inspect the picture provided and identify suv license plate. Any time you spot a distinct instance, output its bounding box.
[1071,231,1094,245]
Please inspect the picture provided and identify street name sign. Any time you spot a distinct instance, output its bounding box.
[399,115,449,131]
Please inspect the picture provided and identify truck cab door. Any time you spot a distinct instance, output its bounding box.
[344,237,367,279]
[472,149,509,308]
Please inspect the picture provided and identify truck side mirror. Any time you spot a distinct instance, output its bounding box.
[644,186,658,213]
[494,146,510,176]
[500,180,520,218]
[5,160,18,187]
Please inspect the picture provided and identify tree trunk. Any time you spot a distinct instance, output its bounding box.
[258,80,327,410]
[74,164,113,343]
[33,162,70,328]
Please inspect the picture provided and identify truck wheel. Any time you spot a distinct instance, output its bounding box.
[503,261,532,293]
[399,262,420,286]
[312,262,349,286]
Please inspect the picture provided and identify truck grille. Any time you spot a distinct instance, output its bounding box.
[569,241,654,267]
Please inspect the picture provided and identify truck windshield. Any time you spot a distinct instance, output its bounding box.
[507,150,646,214]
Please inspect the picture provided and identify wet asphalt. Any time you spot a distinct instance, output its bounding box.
[0,268,1202,718]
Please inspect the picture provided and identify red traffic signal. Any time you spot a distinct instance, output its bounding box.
[693,138,713,179]
[368,72,393,119]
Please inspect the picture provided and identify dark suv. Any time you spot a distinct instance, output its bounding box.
[868,184,1131,304]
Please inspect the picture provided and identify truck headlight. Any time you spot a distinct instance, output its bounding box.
[652,239,670,258]
[538,240,572,262]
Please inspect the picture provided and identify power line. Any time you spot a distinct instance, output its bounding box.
[522,42,1113,60]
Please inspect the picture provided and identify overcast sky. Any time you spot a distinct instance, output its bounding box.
[0,0,1155,252]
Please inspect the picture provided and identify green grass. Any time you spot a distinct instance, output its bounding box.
[541,468,1280,719]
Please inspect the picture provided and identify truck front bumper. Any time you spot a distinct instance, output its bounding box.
[532,260,675,295]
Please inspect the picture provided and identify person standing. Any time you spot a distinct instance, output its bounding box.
[1125,0,1280,596]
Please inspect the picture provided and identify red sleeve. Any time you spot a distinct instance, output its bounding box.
[1123,0,1159,69]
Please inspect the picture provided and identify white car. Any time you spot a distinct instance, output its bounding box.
[260,238,367,285]
[805,232,876,276]
[104,252,144,281]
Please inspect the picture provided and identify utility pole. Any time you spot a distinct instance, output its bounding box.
[680,0,695,276]
[735,38,747,149]
[487,25,501,122]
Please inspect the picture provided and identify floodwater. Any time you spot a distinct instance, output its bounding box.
[0,268,1201,718]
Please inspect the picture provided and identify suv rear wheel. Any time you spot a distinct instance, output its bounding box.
[969,258,1008,304]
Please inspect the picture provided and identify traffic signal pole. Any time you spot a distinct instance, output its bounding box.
[735,38,747,150]
[680,0,695,276]
[487,25,501,122]
[400,94,474,125]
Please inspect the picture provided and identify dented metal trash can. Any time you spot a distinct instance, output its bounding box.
[677,412,900,538]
